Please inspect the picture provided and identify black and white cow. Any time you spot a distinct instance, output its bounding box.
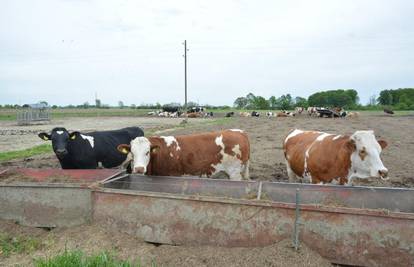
[38,127,144,169]
[251,111,260,117]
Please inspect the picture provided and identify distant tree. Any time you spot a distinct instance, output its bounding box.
[52,105,58,109]
[118,101,124,108]
[278,94,293,110]
[187,101,198,108]
[130,104,136,109]
[95,99,101,108]
[268,96,278,109]
[83,102,90,109]
[252,96,269,110]
[245,93,257,109]
[233,97,248,109]
[308,89,358,108]
[294,96,308,108]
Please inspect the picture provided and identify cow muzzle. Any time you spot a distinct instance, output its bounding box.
[55,149,68,158]
[378,169,389,180]
[133,166,145,174]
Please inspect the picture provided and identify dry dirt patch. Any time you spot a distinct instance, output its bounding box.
[0,220,330,267]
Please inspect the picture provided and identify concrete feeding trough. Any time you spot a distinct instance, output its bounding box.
[1,169,413,266]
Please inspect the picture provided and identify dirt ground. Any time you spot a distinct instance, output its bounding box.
[0,117,206,152]
[1,112,413,187]
[0,219,331,267]
[1,113,413,266]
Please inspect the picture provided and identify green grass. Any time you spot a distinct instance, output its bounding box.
[0,233,42,257]
[34,250,154,267]
[0,144,53,162]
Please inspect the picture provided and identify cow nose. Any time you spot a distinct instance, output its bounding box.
[378,169,389,179]
[134,167,145,174]
[56,149,67,155]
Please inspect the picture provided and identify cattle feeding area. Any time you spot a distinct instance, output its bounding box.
[1,110,414,266]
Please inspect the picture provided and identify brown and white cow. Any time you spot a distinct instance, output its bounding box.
[118,129,250,180]
[283,129,388,185]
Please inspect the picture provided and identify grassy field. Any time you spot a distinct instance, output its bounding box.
[0,144,53,162]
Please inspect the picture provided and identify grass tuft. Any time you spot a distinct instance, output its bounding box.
[34,250,151,267]
[0,144,53,162]
[0,233,42,257]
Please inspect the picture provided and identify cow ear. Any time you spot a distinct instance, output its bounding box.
[346,138,356,151]
[378,140,388,149]
[150,145,160,154]
[38,132,51,141]
[69,132,79,140]
[117,144,131,154]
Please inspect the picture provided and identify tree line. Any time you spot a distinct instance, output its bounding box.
[233,88,414,110]
[377,88,414,110]
[233,89,358,110]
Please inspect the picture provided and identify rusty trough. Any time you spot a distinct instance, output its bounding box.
[1,169,413,266]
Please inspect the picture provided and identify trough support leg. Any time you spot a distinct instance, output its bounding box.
[256,181,263,200]
[293,188,301,251]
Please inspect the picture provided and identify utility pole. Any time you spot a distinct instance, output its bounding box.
[183,40,188,114]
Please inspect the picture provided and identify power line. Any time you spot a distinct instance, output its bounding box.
[183,40,188,112]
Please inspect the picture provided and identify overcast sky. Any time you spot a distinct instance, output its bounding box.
[1,0,413,106]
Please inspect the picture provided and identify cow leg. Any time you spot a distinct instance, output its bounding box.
[241,161,250,180]
[286,160,298,183]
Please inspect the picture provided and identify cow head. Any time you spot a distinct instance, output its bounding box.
[117,137,159,174]
[348,130,388,180]
[38,128,79,159]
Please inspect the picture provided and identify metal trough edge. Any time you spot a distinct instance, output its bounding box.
[95,187,414,221]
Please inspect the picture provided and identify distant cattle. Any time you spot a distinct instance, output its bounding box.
[239,112,251,117]
[188,107,204,113]
[251,111,260,117]
[283,129,388,185]
[118,130,250,180]
[307,107,320,117]
[266,112,274,118]
[295,107,304,115]
[384,108,394,115]
[38,127,144,169]
[346,111,360,118]
[225,112,235,117]
[187,112,201,118]
[275,112,288,117]
[204,112,214,117]
[276,111,295,117]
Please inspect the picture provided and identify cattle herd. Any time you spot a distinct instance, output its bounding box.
[38,107,389,186]
[147,106,360,119]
